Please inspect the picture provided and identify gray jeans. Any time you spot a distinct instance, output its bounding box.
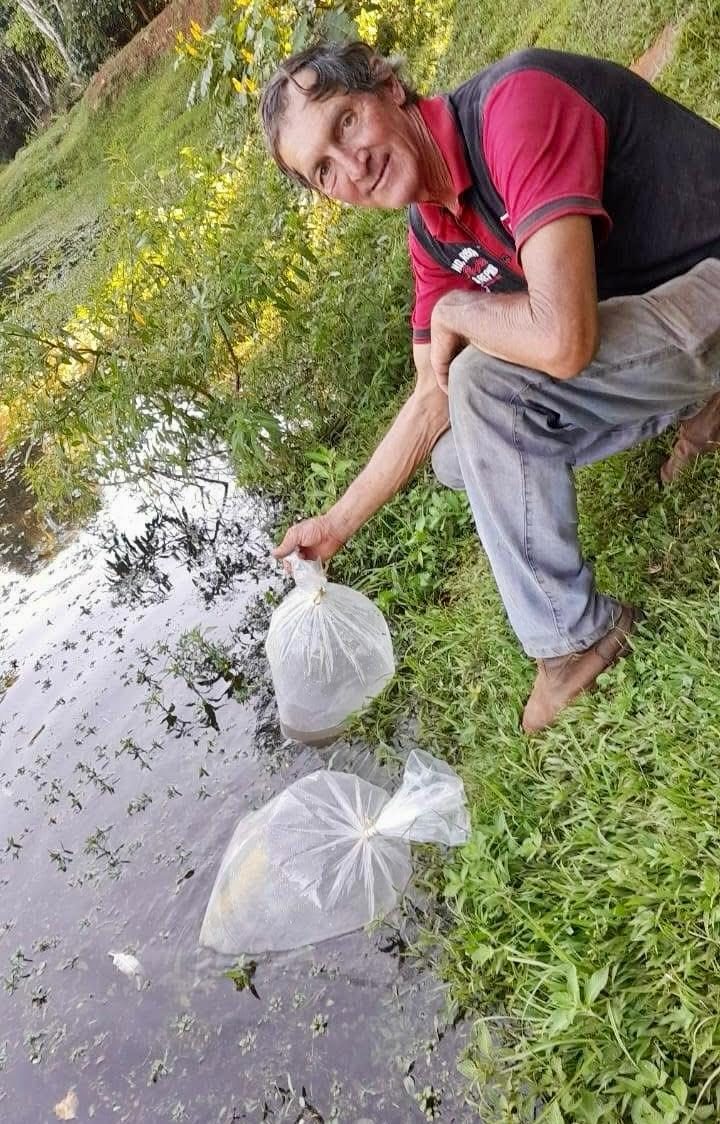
[431,258,720,658]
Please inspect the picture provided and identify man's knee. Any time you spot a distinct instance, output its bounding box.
[447,345,517,411]
[431,429,465,491]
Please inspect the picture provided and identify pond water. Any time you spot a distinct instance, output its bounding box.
[0,453,477,1123]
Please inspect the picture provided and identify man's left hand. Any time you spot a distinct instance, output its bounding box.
[430,297,467,392]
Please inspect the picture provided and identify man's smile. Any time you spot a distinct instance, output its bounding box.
[370,154,390,194]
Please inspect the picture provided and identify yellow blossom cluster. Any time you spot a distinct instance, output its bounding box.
[231,300,283,367]
[0,401,10,444]
[14,148,247,429]
[176,0,310,107]
[302,195,343,256]
[175,19,205,60]
[231,75,258,95]
[355,7,379,46]
[6,118,331,455]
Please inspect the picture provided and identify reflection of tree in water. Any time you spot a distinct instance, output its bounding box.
[105,497,272,607]
[104,484,282,738]
[0,446,58,574]
[135,626,259,737]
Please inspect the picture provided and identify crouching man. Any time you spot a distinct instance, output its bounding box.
[259,41,720,732]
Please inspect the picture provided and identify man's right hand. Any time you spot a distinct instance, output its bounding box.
[272,512,347,562]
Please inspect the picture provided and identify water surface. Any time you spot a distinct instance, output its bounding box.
[0,457,476,1122]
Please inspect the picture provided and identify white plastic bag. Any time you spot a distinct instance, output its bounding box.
[265,555,395,744]
[199,750,470,955]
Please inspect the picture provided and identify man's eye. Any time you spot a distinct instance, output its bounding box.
[341,112,355,131]
[317,161,330,185]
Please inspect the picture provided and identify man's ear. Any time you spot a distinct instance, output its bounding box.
[387,74,407,105]
[369,57,407,105]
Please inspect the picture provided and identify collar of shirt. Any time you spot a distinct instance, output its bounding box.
[416,95,472,235]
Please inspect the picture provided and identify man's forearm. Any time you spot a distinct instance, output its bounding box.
[436,289,555,367]
[433,288,597,379]
[432,217,600,380]
[328,384,449,542]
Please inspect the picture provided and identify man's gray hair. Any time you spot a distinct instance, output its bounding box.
[259,40,416,187]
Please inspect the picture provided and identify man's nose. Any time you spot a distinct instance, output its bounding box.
[333,144,370,181]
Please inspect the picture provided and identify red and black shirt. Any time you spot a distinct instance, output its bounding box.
[410,49,720,343]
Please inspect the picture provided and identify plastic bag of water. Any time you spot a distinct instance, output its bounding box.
[265,555,395,745]
[199,750,470,954]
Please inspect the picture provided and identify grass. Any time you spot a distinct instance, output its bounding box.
[0,55,212,276]
[359,462,720,1121]
[436,0,687,86]
[2,0,720,1119]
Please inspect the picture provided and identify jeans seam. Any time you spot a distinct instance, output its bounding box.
[511,394,568,648]
[584,343,679,380]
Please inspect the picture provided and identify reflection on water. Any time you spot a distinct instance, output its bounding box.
[0,447,61,575]
[0,454,476,1123]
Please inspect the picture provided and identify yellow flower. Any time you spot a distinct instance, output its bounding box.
[355,8,378,45]
[189,20,204,41]
[231,74,257,96]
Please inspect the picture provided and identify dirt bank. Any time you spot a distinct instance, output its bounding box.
[85,0,223,110]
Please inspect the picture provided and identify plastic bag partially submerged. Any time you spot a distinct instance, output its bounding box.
[265,555,394,744]
[200,750,469,955]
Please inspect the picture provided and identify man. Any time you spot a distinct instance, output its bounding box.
[259,41,720,732]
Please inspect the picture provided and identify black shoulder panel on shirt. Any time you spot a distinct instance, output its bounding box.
[448,48,720,297]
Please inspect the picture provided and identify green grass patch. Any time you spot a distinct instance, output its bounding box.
[437,0,687,86]
[0,55,212,274]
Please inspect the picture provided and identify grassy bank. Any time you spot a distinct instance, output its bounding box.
[2,0,720,1120]
[0,56,212,280]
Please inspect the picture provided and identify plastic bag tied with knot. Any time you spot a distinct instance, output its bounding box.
[265,555,394,744]
[200,750,470,954]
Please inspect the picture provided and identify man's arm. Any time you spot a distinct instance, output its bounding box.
[273,345,449,560]
[431,215,600,386]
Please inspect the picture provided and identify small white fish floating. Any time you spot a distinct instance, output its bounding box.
[54,1088,79,1120]
[108,950,143,978]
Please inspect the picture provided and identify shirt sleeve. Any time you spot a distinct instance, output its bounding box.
[482,69,611,251]
[409,228,480,344]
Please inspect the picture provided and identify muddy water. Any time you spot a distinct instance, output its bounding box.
[0,456,476,1123]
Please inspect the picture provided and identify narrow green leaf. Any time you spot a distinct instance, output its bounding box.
[566,962,580,1005]
[584,964,610,1005]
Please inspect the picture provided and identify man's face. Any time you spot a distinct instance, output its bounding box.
[275,70,425,208]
